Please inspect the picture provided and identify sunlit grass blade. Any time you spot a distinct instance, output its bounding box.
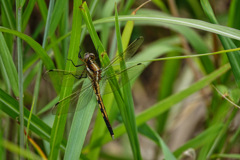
[129,47,240,64]
[93,15,240,41]
[49,0,82,159]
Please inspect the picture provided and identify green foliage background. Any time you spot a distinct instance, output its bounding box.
[1,0,240,159]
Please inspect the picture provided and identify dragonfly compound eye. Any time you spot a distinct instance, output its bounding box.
[84,53,90,60]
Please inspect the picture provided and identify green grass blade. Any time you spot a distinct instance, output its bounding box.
[228,0,240,46]
[138,123,176,159]
[16,2,25,157]
[115,4,142,160]
[81,2,105,53]
[59,3,69,61]
[22,0,36,31]
[1,3,14,54]
[156,51,181,134]
[23,21,44,56]
[0,56,11,94]
[79,0,99,46]
[100,0,120,49]
[0,32,19,97]
[26,96,35,150]
[211,154,240,159]
[151,0,169,13]
[81,2,138,158]
[0,139,42,160]
[0,88,67,152]
[36,0,47,21]
[49,0,82,159]
[200,0,240,88]
[206,109,237,159]
[0,0,16,30]
[32,0,55,116]
[63,82,95,160]
[36,0,64,70]
[93,15,240,41]
[0,27,55,70]
[23,63,38,91]
[48,0,68,37]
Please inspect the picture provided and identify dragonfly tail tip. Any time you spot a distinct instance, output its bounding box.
[112,135,114,140]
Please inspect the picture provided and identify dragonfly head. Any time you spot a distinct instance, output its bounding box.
[84,53,95,61]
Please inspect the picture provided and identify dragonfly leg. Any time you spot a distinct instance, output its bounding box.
[67,59,84,67]
[78,46,82,58]
[72,68,87,79]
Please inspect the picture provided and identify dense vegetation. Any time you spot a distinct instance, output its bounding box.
[1,0,240,159]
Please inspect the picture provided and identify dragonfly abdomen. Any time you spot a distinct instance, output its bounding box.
[93,82,114,139]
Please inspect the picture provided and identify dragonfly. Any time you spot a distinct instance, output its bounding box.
[43,36,144,139]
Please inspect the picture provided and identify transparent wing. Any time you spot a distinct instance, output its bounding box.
[52,82,94,115]
[102,36,144,69]
[43,69,87,87]
[100,63,145,95]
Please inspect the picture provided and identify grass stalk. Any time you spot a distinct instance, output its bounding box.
[16,1,24,159]
[32,0,55,115]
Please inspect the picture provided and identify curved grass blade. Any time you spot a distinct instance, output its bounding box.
[93,15,240,41]
[0,88,67,149]
[0,27,55,70]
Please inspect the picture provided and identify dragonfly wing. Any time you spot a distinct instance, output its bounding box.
[43,69,87,87]
[102,36,144,69]
[52,82,93,115]
[100,63,145,95]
